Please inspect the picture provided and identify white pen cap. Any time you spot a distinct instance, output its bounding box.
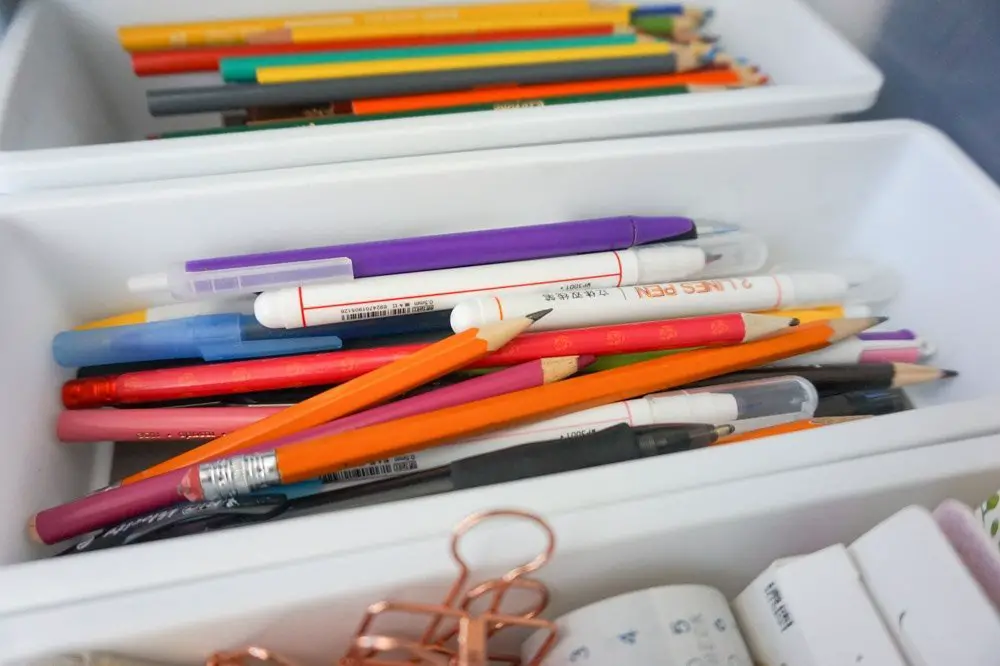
[774,261,900,306]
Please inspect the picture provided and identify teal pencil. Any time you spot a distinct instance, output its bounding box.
[220,32,639,82]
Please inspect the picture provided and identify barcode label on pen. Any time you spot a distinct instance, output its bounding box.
[322,455,419,483]
[338,300,435,322]
[341,309,390,322]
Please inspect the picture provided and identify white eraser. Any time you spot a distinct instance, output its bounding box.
[733,544,906,666]
[850,505,1000,665]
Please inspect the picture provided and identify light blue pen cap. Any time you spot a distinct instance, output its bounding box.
[52,314,343,367]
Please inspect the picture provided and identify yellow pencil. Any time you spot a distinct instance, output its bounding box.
[259,36,668,83]
[118,1,608,51]
[286,10,633,46]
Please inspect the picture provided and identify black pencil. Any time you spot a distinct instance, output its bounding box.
[148,52,692,116]
[682,363,958,396]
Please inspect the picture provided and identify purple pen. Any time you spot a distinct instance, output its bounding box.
[186,215,698,277]
[858,329,917,341]
[130,216,708,300]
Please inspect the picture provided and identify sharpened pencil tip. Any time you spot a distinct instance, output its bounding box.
[943,369,959,378]
[526,308,553,322]
[789,318,800,326]
[874,316,890,325]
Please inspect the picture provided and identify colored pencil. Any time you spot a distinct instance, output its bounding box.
[120,310,551,484]
[131,25,616,76]
[255,37,665,83]
[350,66,756,114]
[714,416,872,445]
[284,11,634,47]
[183,317,884,498]
[682,363,958,396]
[221,33,637,83]
[118,1,606,51]
[31,356,584,544]
[147,50,713,116]
[61,313,796,408]
[631,14,701,41]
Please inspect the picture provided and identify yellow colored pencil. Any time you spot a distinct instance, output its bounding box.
[119,1,609,51]
[258,36,667,83]
[286,10,633,46]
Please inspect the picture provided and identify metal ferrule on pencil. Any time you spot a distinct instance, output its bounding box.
[199,452,281,500]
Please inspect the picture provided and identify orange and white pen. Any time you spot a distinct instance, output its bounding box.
[254,232,765,329]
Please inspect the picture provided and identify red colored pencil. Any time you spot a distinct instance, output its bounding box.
[62,313,794,409]
[131,24,615,76]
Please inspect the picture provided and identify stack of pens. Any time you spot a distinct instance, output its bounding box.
[40,213,956,556]
[116,1,768,138]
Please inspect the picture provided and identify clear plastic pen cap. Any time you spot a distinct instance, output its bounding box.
[678,230,769,278]
[632,231,768,283]
[654,375,819,422]
[772,260,899,306]
[129,256,355,301]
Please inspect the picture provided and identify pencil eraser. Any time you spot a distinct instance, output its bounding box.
[934,499,1000,611]
[850,505,1000,665]
[733,544,906,666]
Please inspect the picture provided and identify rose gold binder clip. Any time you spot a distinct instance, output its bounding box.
[340,508,559,666]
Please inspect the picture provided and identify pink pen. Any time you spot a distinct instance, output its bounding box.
[57,407,284,443]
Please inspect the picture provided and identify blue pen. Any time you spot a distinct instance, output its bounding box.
[52,314,345,367]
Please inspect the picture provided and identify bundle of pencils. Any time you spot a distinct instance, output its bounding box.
[113,2,767,138]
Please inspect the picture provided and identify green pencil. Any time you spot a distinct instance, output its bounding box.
[153,84,697,139]
[220,33,639,83]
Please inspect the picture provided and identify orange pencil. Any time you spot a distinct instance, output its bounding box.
[185,317,883,500]
[123,309,551,484]
[351,66,759,115]
[715,416,873,444]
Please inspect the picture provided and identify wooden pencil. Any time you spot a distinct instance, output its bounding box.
[255,38,670,84]
[185,317,884,498]
[118,0,602,51]
[121,309,551,484]
[284,10,633,47]
[350,66,756,114]
[680,363,958,396]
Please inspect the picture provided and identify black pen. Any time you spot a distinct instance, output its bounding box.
[289,421,733,514]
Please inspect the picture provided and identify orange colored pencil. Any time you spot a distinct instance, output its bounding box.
[351,67,756,115]
[714,416,873,445]
[124,309,550,484]
[185,318,884,499]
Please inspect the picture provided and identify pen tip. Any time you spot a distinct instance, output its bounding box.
[526,308,553,322]
[705,252,724,264]
[714,424,736,437]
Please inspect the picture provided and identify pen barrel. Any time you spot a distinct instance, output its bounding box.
[449,422,641,489]
[448,422,721,489]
